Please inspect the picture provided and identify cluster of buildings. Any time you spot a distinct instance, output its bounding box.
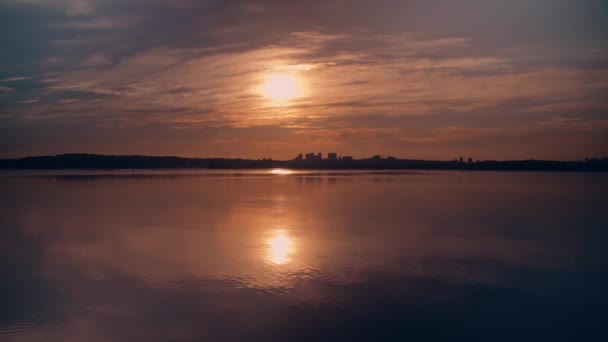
[455,157,475,163]
[294,153,354,162]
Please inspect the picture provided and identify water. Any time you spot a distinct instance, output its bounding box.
[1,170,607,341]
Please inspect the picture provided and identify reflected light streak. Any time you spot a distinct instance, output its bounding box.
[270,168,293,175]
[267,229,295,265]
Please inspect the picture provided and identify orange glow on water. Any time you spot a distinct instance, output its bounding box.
[270,168,293,175]
[267,229,295,265]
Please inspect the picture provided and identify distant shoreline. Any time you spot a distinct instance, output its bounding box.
[1,154,607,172]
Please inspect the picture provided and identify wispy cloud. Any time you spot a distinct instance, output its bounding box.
[80,53,112,67]
[18,99,40,104]
[0,76,31,82]
[50,15,141,30]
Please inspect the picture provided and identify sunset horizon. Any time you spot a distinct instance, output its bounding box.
[2,1,608,160]
[1,1,607,341]
[3,150,608,162]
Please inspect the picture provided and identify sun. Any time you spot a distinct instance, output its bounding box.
[261,72,302,101]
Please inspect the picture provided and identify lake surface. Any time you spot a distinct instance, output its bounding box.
[1,170,607,341]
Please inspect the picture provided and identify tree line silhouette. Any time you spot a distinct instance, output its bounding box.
[1,153,607,171]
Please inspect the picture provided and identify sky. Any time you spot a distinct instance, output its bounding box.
[1,0,607,160]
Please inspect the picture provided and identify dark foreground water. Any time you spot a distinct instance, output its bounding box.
[1,170,607,341]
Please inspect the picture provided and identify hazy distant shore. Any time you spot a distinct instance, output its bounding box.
[1,154,607,172]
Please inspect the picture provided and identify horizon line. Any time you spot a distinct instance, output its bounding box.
[2,152,607,163]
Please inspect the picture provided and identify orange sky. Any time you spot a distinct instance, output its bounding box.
[1,0,608,160]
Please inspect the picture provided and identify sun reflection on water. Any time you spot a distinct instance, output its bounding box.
[267,229,295,265]
[270,168,293,175]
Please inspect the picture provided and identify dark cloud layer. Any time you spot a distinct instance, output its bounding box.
[1,0,607,159]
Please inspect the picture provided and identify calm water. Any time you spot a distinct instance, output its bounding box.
[1,170,607,341]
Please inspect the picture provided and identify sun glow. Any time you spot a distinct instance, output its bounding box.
[270,168,293,175]
[261,72,302,101]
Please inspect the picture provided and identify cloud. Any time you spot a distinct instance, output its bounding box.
[57,98,80,104]
[18,99,40,104]
[50,15,141,30]
[49,37,91,46]
[0,76,31,82]
[0,86,14,92]
[80,53,112,67]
